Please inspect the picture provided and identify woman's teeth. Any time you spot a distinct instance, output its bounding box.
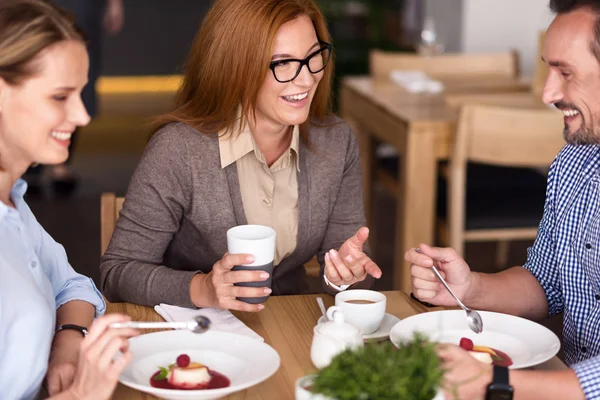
[51,131,72,140]
[283,92,308,102]
[563,109,580,117]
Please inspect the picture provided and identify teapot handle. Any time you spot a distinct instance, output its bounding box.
[326,306,343,322]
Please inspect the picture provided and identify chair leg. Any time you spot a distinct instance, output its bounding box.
[495,240,510,270]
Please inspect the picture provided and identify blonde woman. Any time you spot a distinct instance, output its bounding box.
[0,1,137,399]
[101,0,383,311]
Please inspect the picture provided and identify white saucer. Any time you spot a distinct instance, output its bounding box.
[317,313,401,340]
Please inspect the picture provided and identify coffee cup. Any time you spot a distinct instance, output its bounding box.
[227,225,276,304]
[334,290,386,334]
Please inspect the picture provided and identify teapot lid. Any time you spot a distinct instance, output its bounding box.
[315,306,362,338]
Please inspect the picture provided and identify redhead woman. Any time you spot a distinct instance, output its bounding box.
[100,0,383,311]
[0,1,138,399]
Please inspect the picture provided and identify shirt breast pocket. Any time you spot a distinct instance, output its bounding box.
[571,197,600,288]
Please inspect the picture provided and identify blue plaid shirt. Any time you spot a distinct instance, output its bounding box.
[523,144,600,399]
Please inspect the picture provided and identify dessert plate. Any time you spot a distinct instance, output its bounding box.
[119,330,280,399]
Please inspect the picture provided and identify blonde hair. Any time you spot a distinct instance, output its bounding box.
[152,0,334,141]
[0,0,84,85]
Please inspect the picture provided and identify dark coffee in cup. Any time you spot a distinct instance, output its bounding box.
[345,299,376,304]
[232,261,274,304]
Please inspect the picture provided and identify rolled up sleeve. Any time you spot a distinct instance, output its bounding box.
[24,201,106,317]
[573,356,600,399]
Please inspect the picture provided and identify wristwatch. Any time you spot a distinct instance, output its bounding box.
[486,365,514,400]
[55,324,88,337]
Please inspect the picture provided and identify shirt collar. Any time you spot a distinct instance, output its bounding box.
[219,123,301,172]
[0,179,27,221]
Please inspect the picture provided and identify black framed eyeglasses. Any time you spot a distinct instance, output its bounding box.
[269,41,333,83]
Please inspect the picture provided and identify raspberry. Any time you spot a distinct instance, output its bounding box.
[176,354,190,368]
[459,337,474,351]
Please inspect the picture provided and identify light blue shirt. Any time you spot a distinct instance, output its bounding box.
[0,180,105,400]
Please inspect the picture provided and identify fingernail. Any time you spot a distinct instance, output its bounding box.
[325,253,330,262]
[264,288,272,294]
[345,255,354,263]
[258,304,265,310]
[246,255,255,263]
[260,272,269,280]
[330,249,339,259]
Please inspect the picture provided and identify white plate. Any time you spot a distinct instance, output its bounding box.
[389,310,560,369]
[318,313,401,340]
[119,330,280,400]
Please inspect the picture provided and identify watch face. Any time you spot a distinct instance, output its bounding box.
[486,388,514,400]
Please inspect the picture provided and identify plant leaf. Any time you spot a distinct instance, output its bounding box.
[153,367,169,381]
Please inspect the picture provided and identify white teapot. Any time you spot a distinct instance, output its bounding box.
[310,306,363,369]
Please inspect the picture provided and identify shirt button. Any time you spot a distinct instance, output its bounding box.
[595,294,600,301]
[31,261,37,268]
[582,346,588,354]
[263,198,270,206]
[586,243,592,250]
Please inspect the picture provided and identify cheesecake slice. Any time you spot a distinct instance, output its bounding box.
[168,362,211,389]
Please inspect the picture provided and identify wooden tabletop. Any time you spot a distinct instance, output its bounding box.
[108,291,566,399]
[343,76,532,124]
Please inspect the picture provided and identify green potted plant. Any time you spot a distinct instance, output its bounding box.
[296,334,444,400]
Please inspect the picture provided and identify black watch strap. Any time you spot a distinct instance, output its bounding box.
[55,324,88,337]
[486,365,513,400]
[494,365,509,384]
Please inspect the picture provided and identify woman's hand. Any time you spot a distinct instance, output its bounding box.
[45,330,84,395]
[438,344,492,400]
[191,253,270,312]
[324,227,382,287]
[56,313,139,400]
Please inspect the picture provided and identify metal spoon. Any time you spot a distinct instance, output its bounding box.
[430,266,483,334]
[110,315,211,334]
[316,297,327,318]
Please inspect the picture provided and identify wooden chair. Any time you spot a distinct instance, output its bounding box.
[371,48,523,201]
[532,31,548,97]
[100,193,321,276]
[443,105,564,266]
[369,49,520,80]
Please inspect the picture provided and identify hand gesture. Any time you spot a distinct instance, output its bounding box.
[324,227,382,287]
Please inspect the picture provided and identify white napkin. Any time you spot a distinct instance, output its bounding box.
[389,70,445,93]
[154,303,263,342]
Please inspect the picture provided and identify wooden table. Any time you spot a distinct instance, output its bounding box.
[339,77,544,292]
[109,292,566,399]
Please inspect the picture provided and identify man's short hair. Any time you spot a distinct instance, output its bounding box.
[550,0,600,61]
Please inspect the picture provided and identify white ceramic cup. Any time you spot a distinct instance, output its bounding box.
[334,290,386,334]
[227,225,276,304]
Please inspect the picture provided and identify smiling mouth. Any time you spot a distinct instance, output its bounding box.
[562,109,580,118]
[282,92,309,102]
[51,131,73,140]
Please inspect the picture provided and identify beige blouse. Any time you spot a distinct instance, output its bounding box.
[218,124,300,266]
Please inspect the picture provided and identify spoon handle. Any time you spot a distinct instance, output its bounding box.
[316,297,327,317]
[430,266,468,311]
[110,321,190,330]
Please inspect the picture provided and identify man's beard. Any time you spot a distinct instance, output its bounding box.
[556,101,600,145]
[563,120,600,145]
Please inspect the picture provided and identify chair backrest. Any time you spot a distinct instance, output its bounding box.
[452,105,565,168]
[100,193,124,256]
[447,105,565,253]
[532,31,548,96]
[369,49,520,80]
